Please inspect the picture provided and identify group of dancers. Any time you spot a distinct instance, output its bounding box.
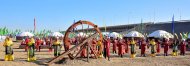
[102,36,188,60]
[2,35,189,61]
[3,36,62,61]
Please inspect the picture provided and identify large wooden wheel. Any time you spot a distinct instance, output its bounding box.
[47,20,103,65]
[63,20,103,58]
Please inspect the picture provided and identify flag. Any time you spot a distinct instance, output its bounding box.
[174,33,178,39]
[172,15,175,35]
[34,17,36,33]
[180,33,183,39]
[0,28,2,35]
[140,18,143,33]
[3,27,7,35]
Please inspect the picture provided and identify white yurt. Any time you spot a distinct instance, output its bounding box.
[77,32,87,37]
[16,32,34,40]
[148,30,174,38]
[49,32,64,37]
[124,31,144,37]
[0,35,6,42]
[17,32,34,37]
[109,32,120,38]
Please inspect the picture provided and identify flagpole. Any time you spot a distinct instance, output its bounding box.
[141,18,143,33]
[172,14,175,35]
[34,17,36,34]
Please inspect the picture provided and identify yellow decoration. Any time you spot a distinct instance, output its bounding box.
[130,54,136,58]
[3,38,13,47]
[130,39,136,45]
[97,40,102,46]
[53,40,61,45]
[28,38,35,46]
[4,55,14,61]
[150,40,156,45]
[172,52,178,56]
[150,53,156,57]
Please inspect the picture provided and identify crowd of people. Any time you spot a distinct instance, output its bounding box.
[101,36,189,60]
[2,35,190,61]
[66,36,190,61]
[3,36,63,61]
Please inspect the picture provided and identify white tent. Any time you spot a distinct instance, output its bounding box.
[49,32,64,37]
[148,30,174,38]
[0,36,6,42]
[109,32,120,38]
[17,32,34,37]
[124,31,144,37]
[77,32,87,37]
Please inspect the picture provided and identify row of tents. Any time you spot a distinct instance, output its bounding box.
[0,30,189,42]
[103,30,174,39]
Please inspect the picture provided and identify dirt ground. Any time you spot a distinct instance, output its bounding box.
[0,42,190,66]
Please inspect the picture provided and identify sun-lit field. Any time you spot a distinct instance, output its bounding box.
[1,42,190,66]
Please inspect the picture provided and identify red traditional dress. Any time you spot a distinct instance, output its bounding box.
[80,46,86,57]
[164,40,169,56]
[113,39,118,54]
[25,38,29,51]
[80,38,87,57]
[125,40,129,53]
[141,40,146,56]
[118,39,125,57]
[156,41,161,53]
[48,38,53,52]
[35,39,42,52]
[180,41,186,55]
[103,38,111,60]
[91,39,97,54]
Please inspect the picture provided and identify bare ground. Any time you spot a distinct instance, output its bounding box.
[0,42,190,66]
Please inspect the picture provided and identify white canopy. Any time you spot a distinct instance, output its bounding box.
[77,32,87,37]
[109,32,120,38]
[0,36,6,42]
[17,32,34,37]
[124,31,144,37]
[148,30,174,38]
[49,32,64,37]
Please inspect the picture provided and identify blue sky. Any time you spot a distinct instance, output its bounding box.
[0,0,190,31]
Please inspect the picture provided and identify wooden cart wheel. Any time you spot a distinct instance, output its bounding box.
[63,20,103,58]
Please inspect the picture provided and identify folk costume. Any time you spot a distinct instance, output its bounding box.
[3,37,14,61]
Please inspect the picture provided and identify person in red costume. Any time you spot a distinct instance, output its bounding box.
[80,37,87,58]
[25,37,29,51]
[103,37,111,61]
[125,38,130,53]
[35,38,42,52]
[80,44,86,58]
[180,39,187,56]
[112,38,118,54]
[118,38,126,58]
[91,38,97,54]
[140,38,147,57]
[163,38,170,56]
[156,39,161,54]
[48,37,53,52]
